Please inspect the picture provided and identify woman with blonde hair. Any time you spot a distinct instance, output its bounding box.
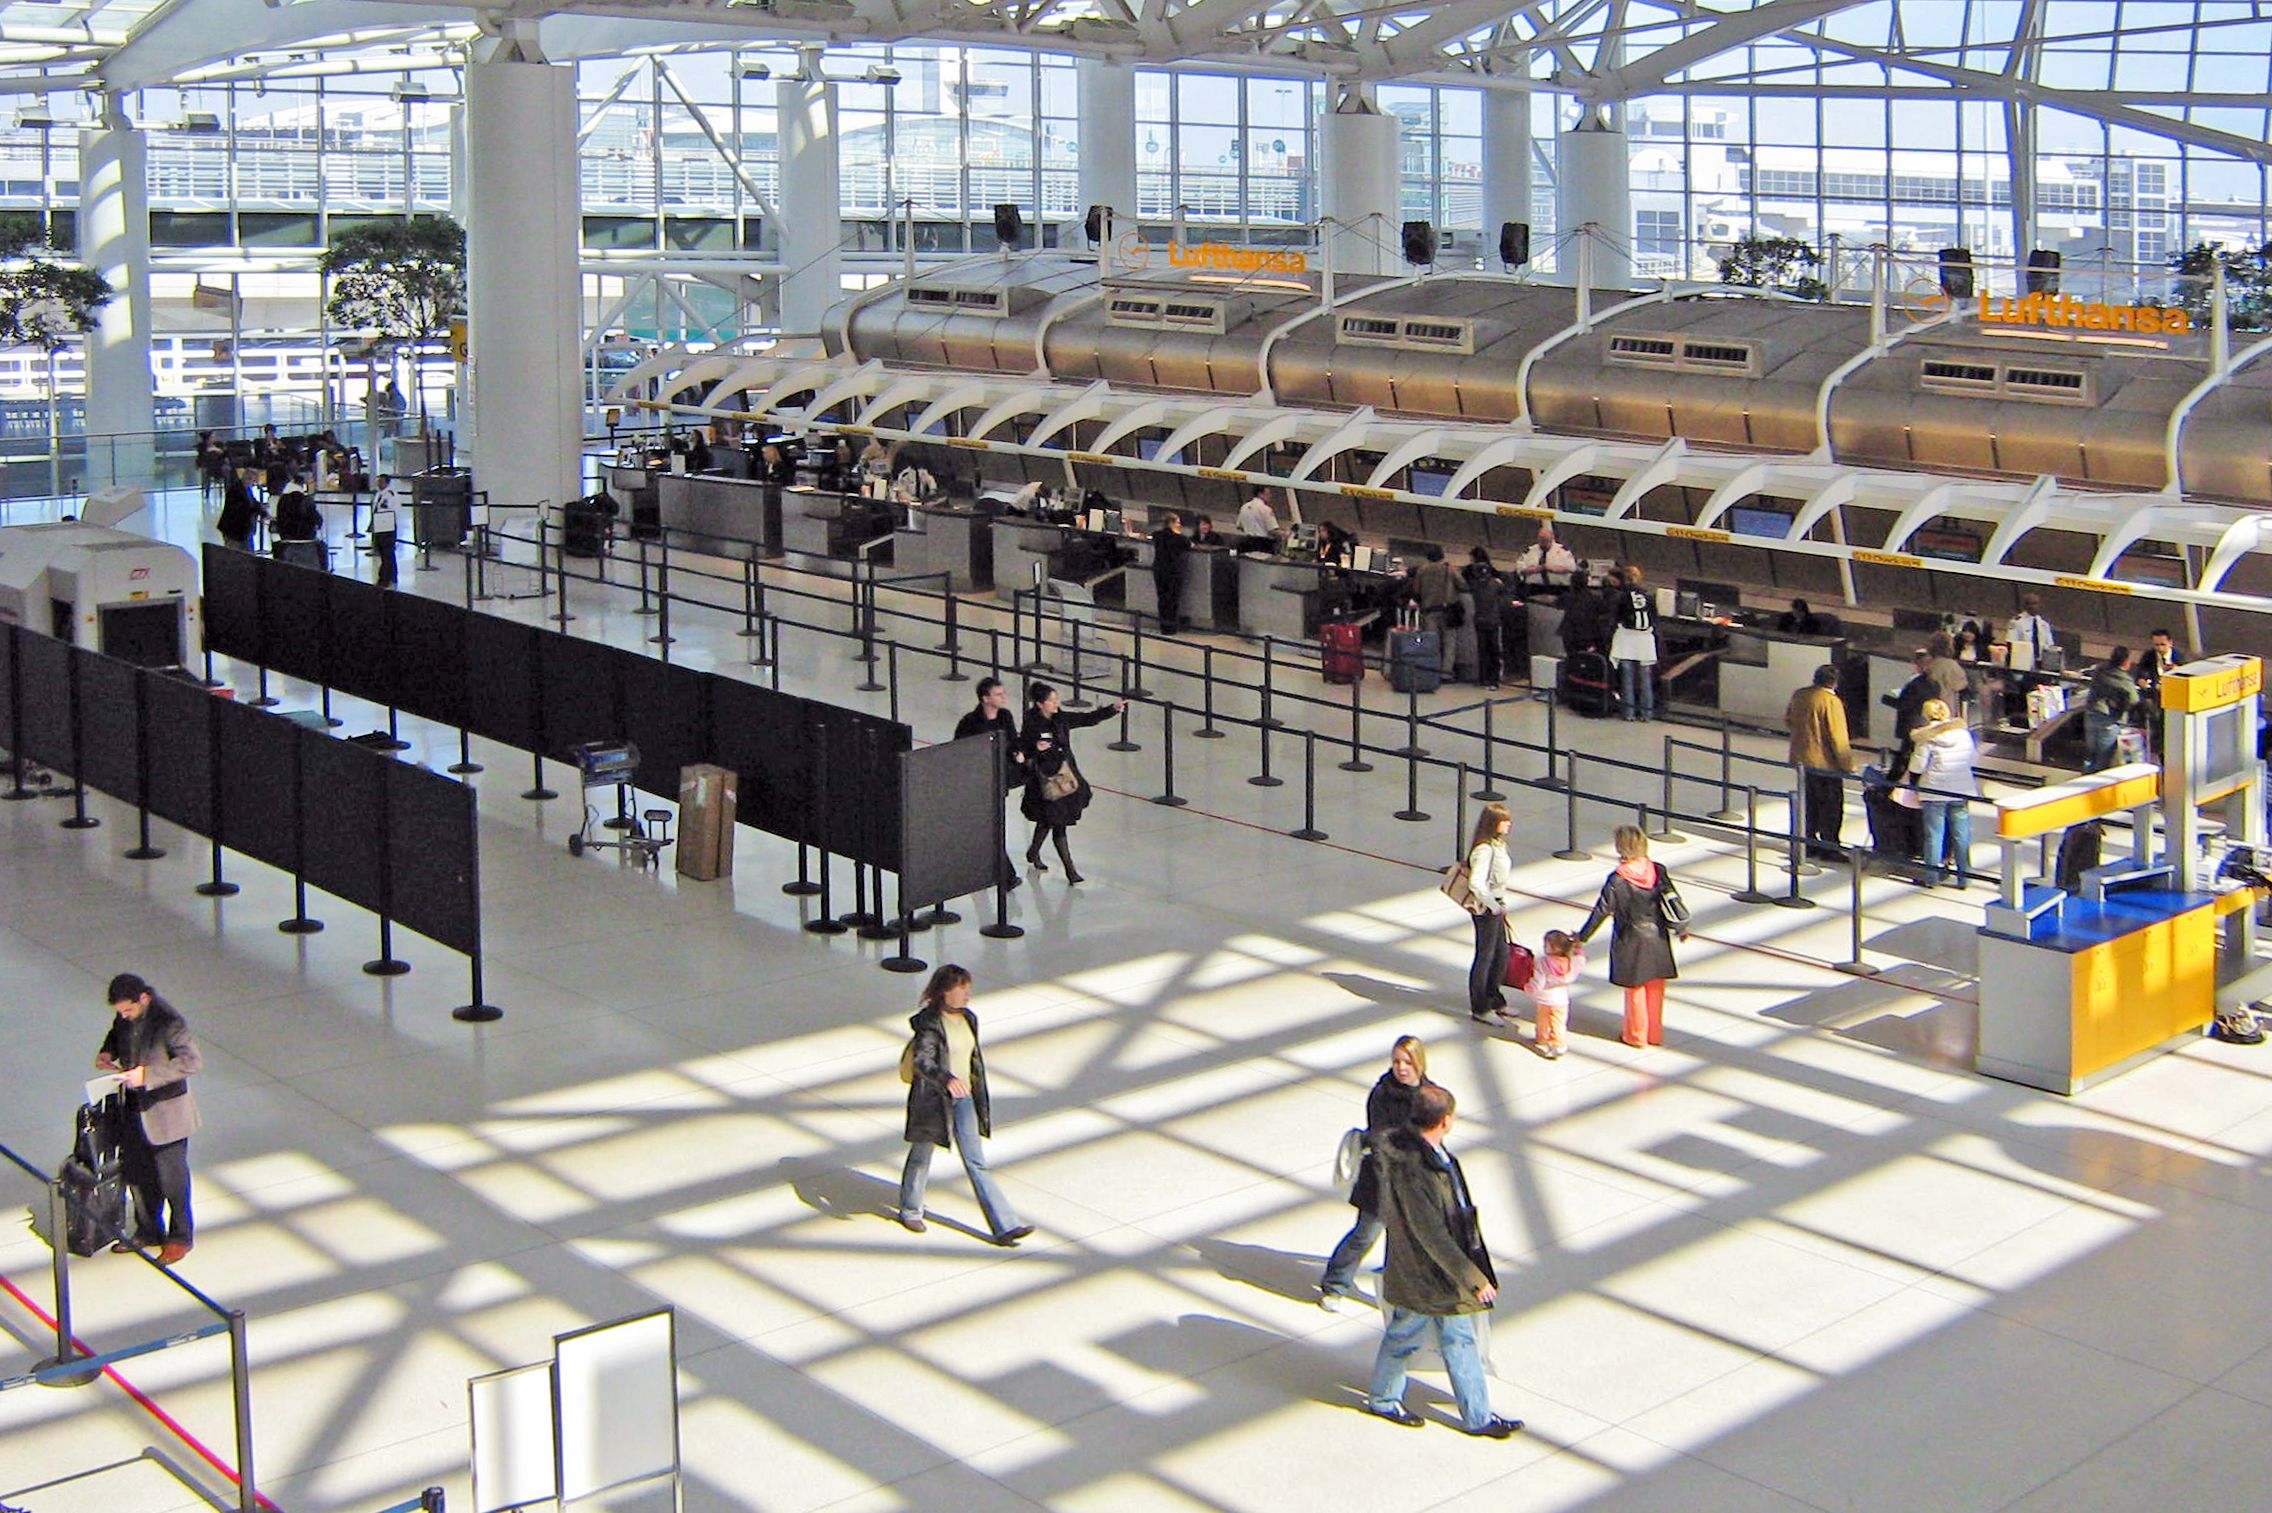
[1318,1035,1440,1309]
[1576,825,1686,1047]
[1463,803,1518,1023]
[1906,697,1979,888]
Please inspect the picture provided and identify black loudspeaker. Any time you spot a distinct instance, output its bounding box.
[993,203,1024,248]
[1401,220,1437,266]
[1937,246,1974,299]
[1499,221,1531,268]
[2026,249,2062,295]
[1084,204,1109,244]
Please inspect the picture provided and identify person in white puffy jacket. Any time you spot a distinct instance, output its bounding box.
[1906,698,1980,887]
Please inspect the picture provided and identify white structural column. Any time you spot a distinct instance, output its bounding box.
[1558,113,1633,289]
[1322,85,1400,278]
[775,53,841,337]
[464,56,583,512]
[1075,60,1137,249]
[78,109,153,489]
[1481,88,1533,263]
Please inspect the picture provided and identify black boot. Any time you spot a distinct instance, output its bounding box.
[1054,831,1083,885]
[1025,825,1050,872]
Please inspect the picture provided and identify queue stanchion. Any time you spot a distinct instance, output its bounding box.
[277,730,322,933]
[1249,718,1283,788]
[766,614,783,690]
[1710,716,1744,823]
[1341,674,1374,773]
[805,743,847,926]
[59,656,96,830]
[448,726,483,776]
[1008,589,1023,673]
[1107,681,1140,752]
[633,535,657,616]
[1394,687,1425,759]
[980,738,1024,939]
[988,627,1004,685]
[1649,735,1687,843]
[195,707,238,897]
[1835,844,1872,974]
[1538,695,1566,789]
[124,676,164,861]
[249,662,278,709]
[1152,701,1188,807]
[1731,785,1777,905]
[941,593,969,683]
[521,751,557,802]
[885,642,902,726]
[1127,626,1152,699]
[1259,636,1284,728]
[363,810,409,976]
[1553,751,1589,860]
[856,617,887,695]
[1290,730,1329,841]
[855,564,880,669]
[1472,700,1506,802]
[739,556,766,641]
[784,844,821,897]
[462,534,478,608]
[1453,763,1470,857]
[805,853,847,934]
[649,542,675,655]
[552,525,574,626]
[1066,618,1090,710]
[1775,781,1819,910]
[851,864,891,938]
[1393,736,1430,823]
[1194,647,1224,738]
[881,880,926,974]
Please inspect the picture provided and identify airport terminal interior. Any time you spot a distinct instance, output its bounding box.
[8,2,2272,1511]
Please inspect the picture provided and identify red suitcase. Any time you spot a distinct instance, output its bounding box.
[1321,620,1365,685]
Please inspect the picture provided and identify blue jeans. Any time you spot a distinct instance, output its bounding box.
[1367,1307,1496,1431]
[1920,799,1971,885]
[1617,659,1655,720]
[899,1096,1020,1237]
[2082,711,2119,771]
[1320,1212,1384,1294]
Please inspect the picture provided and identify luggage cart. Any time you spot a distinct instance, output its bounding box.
[565,740,673,868]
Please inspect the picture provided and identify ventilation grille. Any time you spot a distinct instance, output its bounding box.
[1108,294,1228,334]
[1604,332,1759,376]
[905,283,1010,318]
[1335,313,1476,355]
[1919,357,2091,405]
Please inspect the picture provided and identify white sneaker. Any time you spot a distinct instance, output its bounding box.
[1318,1288,1357,1313]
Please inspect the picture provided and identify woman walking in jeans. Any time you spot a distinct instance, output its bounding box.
[1905,698,1979,888]
[897,965,1035,1246]
[1317,1036,1438,1309]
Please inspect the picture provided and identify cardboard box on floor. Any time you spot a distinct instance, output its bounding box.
[677,763,737,880]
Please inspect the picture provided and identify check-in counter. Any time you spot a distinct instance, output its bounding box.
[894,504,994,593]
[656,471,780,561]
[989,518,1130,604]
[1237,555,1340,641]
[603,462,662,539]
[1711,623,1843,726]
[780,486,894,569]
[1126,540,1240,631]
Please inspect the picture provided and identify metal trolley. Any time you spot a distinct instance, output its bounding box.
[565,740,673,868]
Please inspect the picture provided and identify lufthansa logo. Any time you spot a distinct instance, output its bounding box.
[1900,278,1952,326]
[1116,232,1151,270]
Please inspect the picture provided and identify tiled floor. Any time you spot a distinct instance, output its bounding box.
[7,491,2272,1512]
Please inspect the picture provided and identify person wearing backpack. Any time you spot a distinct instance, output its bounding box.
[1575,826,1685,1048]
[896,964,1034,1246]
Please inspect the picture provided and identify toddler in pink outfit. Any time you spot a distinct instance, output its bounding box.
[1528,930,1585,1059]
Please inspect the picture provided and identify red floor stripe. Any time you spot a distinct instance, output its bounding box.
[0,1269,282,1512]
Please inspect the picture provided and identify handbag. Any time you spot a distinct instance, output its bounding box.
[898,1037,919,1084]
[1439,860,1480,913]
[1039,764,1080,802]
[1333,1128,1366,1190]
[1657,874,1692,932]
[1504,940,1536,991]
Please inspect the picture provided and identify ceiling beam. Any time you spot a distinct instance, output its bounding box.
[99,0,444,94]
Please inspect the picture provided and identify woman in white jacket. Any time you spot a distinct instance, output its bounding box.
[1464,803,1518,1022]
[1906,698,1980,887]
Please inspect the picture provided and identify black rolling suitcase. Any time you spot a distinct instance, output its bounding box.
[1861,767,1920,862]
[1558,649,1618,717]
[31,1095,131,1257]
[1388,608,1441,694]
[562,495,611,558]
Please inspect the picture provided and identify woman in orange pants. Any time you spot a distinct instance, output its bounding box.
[1576,825,1686,1047]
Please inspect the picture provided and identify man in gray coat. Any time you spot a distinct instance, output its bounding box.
[95,973,202,1263]
[1360,1085,1523,1437]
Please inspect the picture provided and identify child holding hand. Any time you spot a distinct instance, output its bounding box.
[1528,930,1585,1059]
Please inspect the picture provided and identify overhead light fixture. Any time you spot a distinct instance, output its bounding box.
[182,112,222,134]
[14,110,56,130]
[390,82,429,102]
[864,65,902,85]
[737,62,771,80]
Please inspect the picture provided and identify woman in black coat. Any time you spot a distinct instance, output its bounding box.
[897,964,1033,1245]
[1019,680,1125,884]
[1317,1035,1437,1308]
[1575,824,1685,1048]
[215,472,265,551]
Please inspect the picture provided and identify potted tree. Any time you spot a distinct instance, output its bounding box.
[0,212,114,496]
[319,217,466,463]
[1716,235,1830,302]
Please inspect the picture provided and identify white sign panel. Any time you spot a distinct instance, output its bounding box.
[469,1362,558,1513]
[554,1309,678,1503]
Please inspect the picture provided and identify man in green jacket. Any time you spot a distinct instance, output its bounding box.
[1360,1085,1523,1437]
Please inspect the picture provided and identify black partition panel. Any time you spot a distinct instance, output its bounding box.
[538,631,624,758]
[73,650,141,804]
[261,558,329,688]
[141,671,213,833]
[212,695,299,872]
[16,630,72,771]
[620,655,710,803]
[709,680,815,843]
[819,706,910,870]
[0,623,16,748]
[387,592,468,731]
[323,572,395,710]
[901,736,1003,905]
[463,614,542,751]
[388,762,478,954]
[298,731,386,914]
[201,545,263,665]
